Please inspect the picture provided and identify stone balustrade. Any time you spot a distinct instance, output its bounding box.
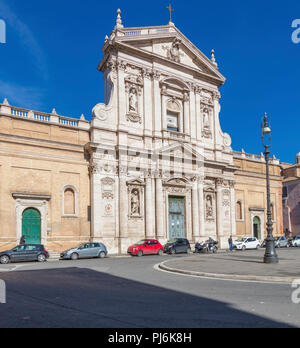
[0,100,90,131]
[233,150,280,165]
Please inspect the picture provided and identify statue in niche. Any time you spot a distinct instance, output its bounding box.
[206,195,214,219]
[131,189,140,216]
[129,87,138,113]
[203,107,210,129]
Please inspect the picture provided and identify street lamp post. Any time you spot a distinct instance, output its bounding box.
[262,113,279,264]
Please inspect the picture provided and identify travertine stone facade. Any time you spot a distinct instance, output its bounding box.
[88,17,236,253]
[234,151,283,239]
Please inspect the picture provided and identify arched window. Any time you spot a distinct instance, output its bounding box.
[62,186,78,217]
[166,99,182,133]
[236,200,244,221]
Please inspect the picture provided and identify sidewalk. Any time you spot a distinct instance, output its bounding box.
[159,248,300,283]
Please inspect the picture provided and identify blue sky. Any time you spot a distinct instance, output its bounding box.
[0,0,299,163]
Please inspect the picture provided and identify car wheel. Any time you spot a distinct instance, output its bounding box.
[37,254,46,263]
[0,255,10,264]
[170,248,176,255]
[242,246,246,251]
[158,249,164,256]
[71,253,79,261]
[256,245,260,250]
[137,250,143,257]
[98,252,106,259]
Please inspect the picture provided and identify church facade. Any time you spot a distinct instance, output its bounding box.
[0,11,283,254]
[88,13,237,253]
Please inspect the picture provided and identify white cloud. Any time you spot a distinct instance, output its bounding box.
[0,0,49,80]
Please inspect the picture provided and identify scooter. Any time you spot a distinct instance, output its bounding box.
[195,238,218,254]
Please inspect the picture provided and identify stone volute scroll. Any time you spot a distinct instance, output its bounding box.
[92,60,116,122]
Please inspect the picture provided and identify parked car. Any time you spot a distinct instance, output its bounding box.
[0,244,49,264]
[164,238,192,255]
[233,237,261,251]
[275,237,290,248]
[60,242,108,260]
[291,236,300,247]
[128,239,164,257]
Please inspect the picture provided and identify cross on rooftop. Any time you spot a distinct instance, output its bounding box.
[166,3,174,24]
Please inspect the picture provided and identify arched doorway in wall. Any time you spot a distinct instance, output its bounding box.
[22,208,41,244]
[253,216,261,240]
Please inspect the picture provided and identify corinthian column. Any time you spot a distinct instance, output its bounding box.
[198,176,205,238]
[216,178,224,239]
[230,181,237,237]
[183,92,190,135]
[192,178,200,239]
[156,175,164,238]
[119,174,128,238]
[146,176,154,238]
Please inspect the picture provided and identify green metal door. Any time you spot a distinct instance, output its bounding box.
[253,216,261,240]
[169,197,185,240]
[22,208,41,244]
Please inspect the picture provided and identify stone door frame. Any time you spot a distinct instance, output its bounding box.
[12,193,51,246]
[249,208,265,240]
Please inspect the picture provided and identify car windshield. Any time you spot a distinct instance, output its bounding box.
[167,239,178,244]
[134,240,147,246]
[235,238,246,243]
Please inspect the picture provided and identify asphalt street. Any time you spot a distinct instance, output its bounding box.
[0,251,298,328]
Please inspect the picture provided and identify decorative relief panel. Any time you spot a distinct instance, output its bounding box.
[101,177,115,216]
[163,38,184,63]
[223,189,231,220]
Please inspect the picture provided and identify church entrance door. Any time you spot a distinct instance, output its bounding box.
[253,216,261,240]
[22,208,41,244]
[168,197,186,240]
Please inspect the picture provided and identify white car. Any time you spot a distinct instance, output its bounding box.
[234,237,261,251]
[291,236,300,247]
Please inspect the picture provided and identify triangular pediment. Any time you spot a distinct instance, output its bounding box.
[113,25,225,84]
[156,143,205,162]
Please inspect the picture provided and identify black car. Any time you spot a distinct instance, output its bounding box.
[0,244,49,264]
[164,238,191,255]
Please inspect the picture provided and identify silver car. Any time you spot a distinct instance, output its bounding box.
[275,237,290,248]
[60,242,108,260]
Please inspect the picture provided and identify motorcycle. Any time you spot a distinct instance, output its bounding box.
[195,238,218,254]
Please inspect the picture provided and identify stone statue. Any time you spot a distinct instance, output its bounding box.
[131,189,140,216]
[203,108,210,129]
[129,88,138,113]
[206,195,213,219]
[169,39,181,63]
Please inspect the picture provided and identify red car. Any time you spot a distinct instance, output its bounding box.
[128,239,164,257]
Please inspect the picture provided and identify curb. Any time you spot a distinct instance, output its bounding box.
[158,260,297,284]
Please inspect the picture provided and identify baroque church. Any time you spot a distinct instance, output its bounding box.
[0,10,283,254]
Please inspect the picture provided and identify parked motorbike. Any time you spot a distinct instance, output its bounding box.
[195,238,218,254]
